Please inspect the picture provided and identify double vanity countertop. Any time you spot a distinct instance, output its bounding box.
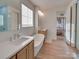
[0,36,34,59]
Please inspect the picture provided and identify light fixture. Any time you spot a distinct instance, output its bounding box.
[38,10,44,16]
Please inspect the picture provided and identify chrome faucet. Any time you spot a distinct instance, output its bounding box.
[9,33,18,41]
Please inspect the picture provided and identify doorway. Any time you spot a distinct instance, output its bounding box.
[57,16,66,40]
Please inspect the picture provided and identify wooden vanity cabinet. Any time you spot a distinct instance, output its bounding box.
[10,40,34,59]
[17,47,27,59]
[27,41,34,59]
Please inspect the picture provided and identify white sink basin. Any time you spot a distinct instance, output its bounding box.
[11,37,30,45]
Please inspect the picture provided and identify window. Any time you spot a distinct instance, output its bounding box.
[22,4,33,27]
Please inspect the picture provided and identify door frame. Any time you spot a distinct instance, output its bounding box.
[75,3,77,48]
[70,6,72,46]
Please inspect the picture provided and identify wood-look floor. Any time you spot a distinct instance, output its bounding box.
[35,40,77,59]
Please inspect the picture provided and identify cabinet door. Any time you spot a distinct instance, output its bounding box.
[17,47,27,59]
[28,41,34,59]
[10,55,16,59]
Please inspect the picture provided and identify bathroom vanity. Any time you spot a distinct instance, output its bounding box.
[10,41,34,59]
[38,29,48,39]
[10,40,34,59]
[0,36,34,59]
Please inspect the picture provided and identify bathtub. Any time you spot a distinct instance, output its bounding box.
[34,34,45,56]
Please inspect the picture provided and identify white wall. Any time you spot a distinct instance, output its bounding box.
[65,1,71,44]
[39,7,66,42]
[65,0,76,23]
[35,7,39,34]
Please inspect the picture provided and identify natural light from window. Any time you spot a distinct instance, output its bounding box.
[22,4,33,27]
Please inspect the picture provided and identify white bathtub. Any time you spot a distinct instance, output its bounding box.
[34,34,45,56]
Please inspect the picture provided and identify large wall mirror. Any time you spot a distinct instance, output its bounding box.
[0,0,20,32]
[0,5,20,32]
[0,6,8,32]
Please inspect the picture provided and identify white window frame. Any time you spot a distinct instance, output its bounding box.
[21,4,33,27]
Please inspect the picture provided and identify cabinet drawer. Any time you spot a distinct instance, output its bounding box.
[10,55,16,59]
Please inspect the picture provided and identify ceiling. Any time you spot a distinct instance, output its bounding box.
[30,0,73,10]
[0,0,73,11]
